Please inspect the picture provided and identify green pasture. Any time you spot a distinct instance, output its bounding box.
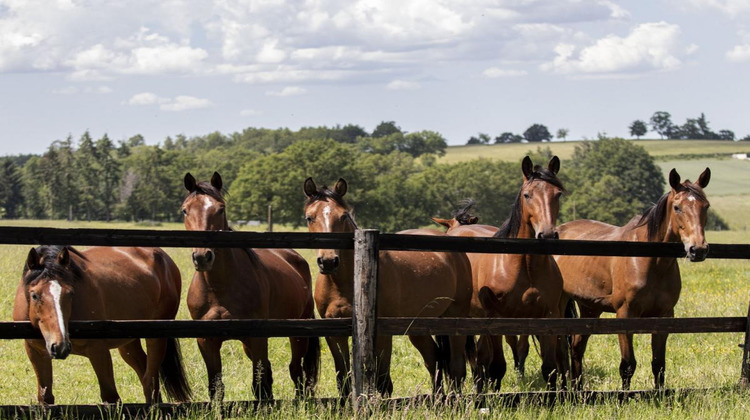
[0,220,749,418]
[439,139,750,165]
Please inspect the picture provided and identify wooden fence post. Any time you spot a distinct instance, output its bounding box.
[740,297,750,386]
[351,229,379,410]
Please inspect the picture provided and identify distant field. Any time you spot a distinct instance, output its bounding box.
[440,139,750,164]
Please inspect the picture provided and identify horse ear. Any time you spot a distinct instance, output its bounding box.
[25,248,42,271]
[184,173,197,192]
[547,156,560,175]
[521,156,533,180]
[431,217,452,228]
[334,178,348,197]
[303,177,317,198]
[210,172,223,191]
[668,169,683,192]
[696,168,711,189]
[57,247,70,267]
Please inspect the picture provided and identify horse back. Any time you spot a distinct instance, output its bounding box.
[377,229,472,318]
[74,247,181,321]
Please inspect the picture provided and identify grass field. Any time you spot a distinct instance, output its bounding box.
[0,219,749,418]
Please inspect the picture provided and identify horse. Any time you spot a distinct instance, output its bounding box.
[555,168,711,390]
[432,156,566,392]
[303,177,473,397]
[182,172,319,401]
[13,245,191,404]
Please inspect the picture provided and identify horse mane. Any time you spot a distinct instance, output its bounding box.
[24,245,86,284]
[636,181,708,241]
[453,199,479,225]
[494,164,565,239]
[304,184,358,229]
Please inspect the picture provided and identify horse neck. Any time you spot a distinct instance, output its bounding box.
[201,248,252,284]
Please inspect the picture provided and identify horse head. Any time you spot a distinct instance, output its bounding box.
[182,171,227,271]
[517,156,563,239]
[22,246,76,359]
[303,177,356,274]
[667,168,711,262]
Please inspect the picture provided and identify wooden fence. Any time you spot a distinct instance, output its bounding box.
[0,226,749,414]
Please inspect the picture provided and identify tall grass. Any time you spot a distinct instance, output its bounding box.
[0,221,749,418]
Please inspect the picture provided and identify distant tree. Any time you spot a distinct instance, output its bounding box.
[0,158,23,218]
[718,130,735,140]
[466,136,482,145]
[562,137,664,225]
[495,132,522,144]
[334,124,368,143]
[96,134,121,221]
[649,111,673,139]
[556,128,569,141]
[523,124,552,142]
[629,120,648,139]
[372,121,402,138]
[75,131,101,221]
[399,130,448,157]
[478,133,492,144]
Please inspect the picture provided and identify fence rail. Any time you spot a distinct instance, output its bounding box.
[1,225,749,411]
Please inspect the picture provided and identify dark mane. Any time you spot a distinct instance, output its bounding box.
[24,245,86,284]
[494,165,565,239]
[189,181,226,204]
[304,184,349,210]
[453,199,479,225]
[636,182,708,240]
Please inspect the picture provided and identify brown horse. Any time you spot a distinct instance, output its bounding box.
[555,168,711,390]
[183,172,319,401]
[432,156,566,392]
[303,177,473,396]
[13,245,191,404]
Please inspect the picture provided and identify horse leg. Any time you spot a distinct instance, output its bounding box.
[538,334,559,390]
[447,335,468,393]
[242,338,274,401]
[375,335,393,396]
[24,341,54,404]
[506,335,530,377]
[616,306,638,390]
[143,338,169,403]
[407,335,440,393]
[118,340,149,400]
[87,347,120,403]
[474,335,492,393]
[487,335,506,391]
[197,337,224,401]
[324,336,351,397]
[288,337,306,398]
[651,309,674,389]
[570,305,602,390]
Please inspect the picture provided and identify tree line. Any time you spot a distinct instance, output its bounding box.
[0,124,728,231]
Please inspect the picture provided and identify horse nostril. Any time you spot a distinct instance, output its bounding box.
[206,250,214,262]
[553,231,559,239]
[316,257,324,267]
[50,343,57,356]
[537,232,544,239]
[333,256,340,267]
[688,246,696,255]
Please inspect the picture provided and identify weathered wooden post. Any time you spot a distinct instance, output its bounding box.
[351,229,379,410]
[740,297,750,386]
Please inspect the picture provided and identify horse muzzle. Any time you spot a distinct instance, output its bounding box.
[47,340,72,360]
[536,228,559,240]
[687,244,709,262]
[317,256,340,274]
[192,249,215,271]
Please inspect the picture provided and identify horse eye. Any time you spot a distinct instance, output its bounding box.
[523,193,531,199]
[305,216,313,223]
[30,292,39,302]
[181,209,187,216]
[673,205,681,213]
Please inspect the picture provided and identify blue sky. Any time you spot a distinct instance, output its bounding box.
[1,0,749,156]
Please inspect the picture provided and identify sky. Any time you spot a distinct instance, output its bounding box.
[1,0,749,156]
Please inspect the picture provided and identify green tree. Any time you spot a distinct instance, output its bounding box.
[96,134,121,221]
[556,128,569,141]
[0,158,24,218]
[562,137,665,225]
[629,120,648,139]
[523,124,552,142]
[372,121,402,138]
[75,131,102,221]
[495,132,522,143]
[649,111,673,139]
[399,130,448,157]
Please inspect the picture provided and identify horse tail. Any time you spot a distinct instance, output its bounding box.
[436,335,452,385]
[303,336,321,393]
[160,337,192,402]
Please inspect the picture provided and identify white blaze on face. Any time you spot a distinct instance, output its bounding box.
[687,195,696,202]
[48,280,67,339]
[202,195,214,212]
[323,204,332,231]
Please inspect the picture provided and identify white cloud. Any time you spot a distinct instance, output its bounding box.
[266,86,307,96]
[727,44,750,62]
[687,0,750,15]
[542,22,684,75]
[386,80,420,90]
[482,67,528,78]
[126,92,165,106]
[240,109,259,117]
[53,85,112,95]
[160,95,214,111]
